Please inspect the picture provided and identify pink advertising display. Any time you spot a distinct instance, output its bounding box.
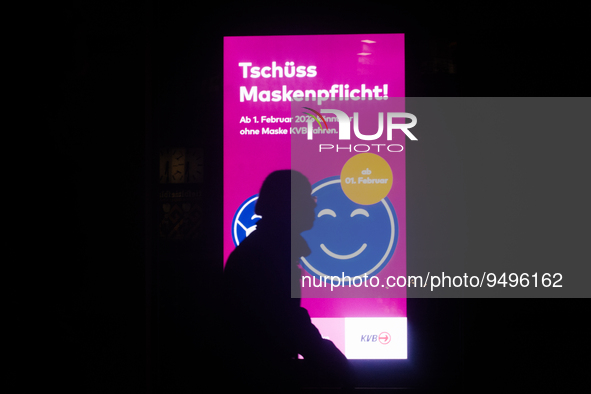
[224,34,407,359]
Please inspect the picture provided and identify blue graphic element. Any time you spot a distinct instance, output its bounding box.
[231,194,261,246]
[300,176,398,282]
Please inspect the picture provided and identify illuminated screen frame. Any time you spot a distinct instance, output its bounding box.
[223,34,406,359]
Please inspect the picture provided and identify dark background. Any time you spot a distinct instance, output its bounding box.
[36,0,589,392]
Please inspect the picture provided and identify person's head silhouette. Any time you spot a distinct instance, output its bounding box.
[254,170,316,234]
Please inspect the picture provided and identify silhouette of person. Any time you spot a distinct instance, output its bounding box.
[222,170,354,390]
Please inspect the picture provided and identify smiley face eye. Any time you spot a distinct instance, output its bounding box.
[318,209,336,218]
[350,208,369,217]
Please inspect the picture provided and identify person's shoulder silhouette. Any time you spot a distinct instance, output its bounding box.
[222,170,354,389]
[223,170,315,329]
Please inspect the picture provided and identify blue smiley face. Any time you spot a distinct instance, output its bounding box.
[300,176,398,282]
[231,194,261,246]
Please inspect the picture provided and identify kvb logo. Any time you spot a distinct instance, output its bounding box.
[302,107,417,153]
[378,332,391,345]
[360,332,391,345]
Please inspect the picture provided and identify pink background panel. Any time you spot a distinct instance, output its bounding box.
[223,34,405,319]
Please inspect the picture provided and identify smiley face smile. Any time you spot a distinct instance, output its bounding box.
[320,243,367,259]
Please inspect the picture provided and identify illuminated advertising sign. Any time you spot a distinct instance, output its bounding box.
[224,34,407,359]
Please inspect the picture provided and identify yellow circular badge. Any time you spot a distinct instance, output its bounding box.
[340,153,393,205]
